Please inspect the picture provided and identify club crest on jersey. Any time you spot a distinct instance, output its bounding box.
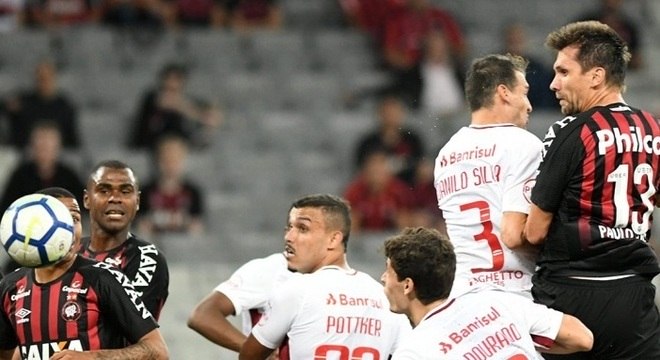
[61,301,81,322]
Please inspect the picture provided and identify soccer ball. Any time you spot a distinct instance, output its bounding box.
[0,194,75,267]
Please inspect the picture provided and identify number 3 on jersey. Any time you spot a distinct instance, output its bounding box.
[314,345,379,360]
[460,201,504,273]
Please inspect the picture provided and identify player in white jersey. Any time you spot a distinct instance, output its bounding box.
[434,53,543,298]
[382,227,594,360]
[239,194,409,360]
[188,252,297,355]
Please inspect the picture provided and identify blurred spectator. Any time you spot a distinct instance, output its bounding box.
[101,0,167,27]
[420,29,464,118]
[576,0,643,70]
[0,0,25,31]
[381,0,465,109]
[26,0,101,27]
[128,63,222,151]
[344,147,412,233]
[161,0,224,27]
[338,0,403,43]
[501,22,557,110]
[222,0,281,31]
[354,94,424,185]
[407,157,445,232]
[0,121,84,212]
[137,135,205,236]
[4,60,81,150]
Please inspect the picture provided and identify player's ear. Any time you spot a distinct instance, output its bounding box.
[496,84,509,103]
[328,230,342,250]
[590,66,606,87]
[403,277,414,296]
[83,189,90,210]
[136,190,141,212]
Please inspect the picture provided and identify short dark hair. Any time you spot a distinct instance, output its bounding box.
[290,194,352,249]
[545,20,630,88]
[35,187,76,199]
[465,53,529,112]
[87,160,139,187]
[384,227,456,304]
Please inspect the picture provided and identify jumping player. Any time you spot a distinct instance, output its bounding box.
[382,227,593,359]
[0,187,168,360]
[239,194,408,360]
[434,53,542,298]
[80,160,169,320]
[525,21,660,359]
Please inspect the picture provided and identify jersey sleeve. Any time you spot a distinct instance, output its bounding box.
[515,296,563,349]
[502,133,543,213]
[250,277,303,350]
[129,244,169,321]
[93,263,159,343]
[531,123,583,213]
[0,280,18,349]
[214,255,279,316]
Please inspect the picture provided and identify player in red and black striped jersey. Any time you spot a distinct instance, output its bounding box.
[0,187,168,360]
[525,21,660,359]
[80,160,169,320]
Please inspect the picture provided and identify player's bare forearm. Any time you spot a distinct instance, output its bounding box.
[542,314,593,354]
[188,291,246,352]
[239,335,274,360]
[50,330,169,360]
[524,204,553,245]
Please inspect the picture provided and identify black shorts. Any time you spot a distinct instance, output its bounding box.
[532,274,660,360]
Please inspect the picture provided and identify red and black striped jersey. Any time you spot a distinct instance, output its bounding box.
[79,234,169,320]
[0,256,158,359]
[532,103,660,277]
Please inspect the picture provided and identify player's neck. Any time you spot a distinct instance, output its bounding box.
[470,108,514,127]
[34,254,77,284]
[88,227,130,252]
[582,88,625,112]
[409,298,448,328]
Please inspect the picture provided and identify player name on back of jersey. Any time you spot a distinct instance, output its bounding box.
[436,164,501,201]
[596,126,660,155]
[441,306,524,359]
[324,292,384,337]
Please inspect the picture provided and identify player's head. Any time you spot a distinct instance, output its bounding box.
[35,187,82,263]
[84,160,140,236]
[382,227,455,315]
[545,21,630,115]
[465,54,531,128]
[284,194,352,273]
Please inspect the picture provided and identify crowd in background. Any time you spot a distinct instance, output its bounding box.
[0,0,654,239]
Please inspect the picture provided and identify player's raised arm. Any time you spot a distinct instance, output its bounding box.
[188,291,246,352]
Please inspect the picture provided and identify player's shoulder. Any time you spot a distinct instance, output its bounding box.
[0,266,30,285]
[126,234,168,263]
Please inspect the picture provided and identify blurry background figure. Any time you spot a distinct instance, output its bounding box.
[128,63,222,151]
[420,29,464,118]
[4,60,80,150]
[354,94,424,185]
[0,0,25,32]
[576,0,643,70]
[26,0,101,27]
[344,147,412,233]
[0,120,84,218]
[407,158,446,233]
[137,135,205,237]
[380,0,465,109]
[162,0,225,27]
[501,22,557,110]
[338,0,403,43]
[101,0,167,27]
[222,0,282,31]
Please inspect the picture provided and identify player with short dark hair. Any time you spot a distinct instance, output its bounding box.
[382,227,593,359]
[80,160,169,320]
[434,53,542,299]
[0,187,169,360]
[525,20,660,359]
[239,194,408,360]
